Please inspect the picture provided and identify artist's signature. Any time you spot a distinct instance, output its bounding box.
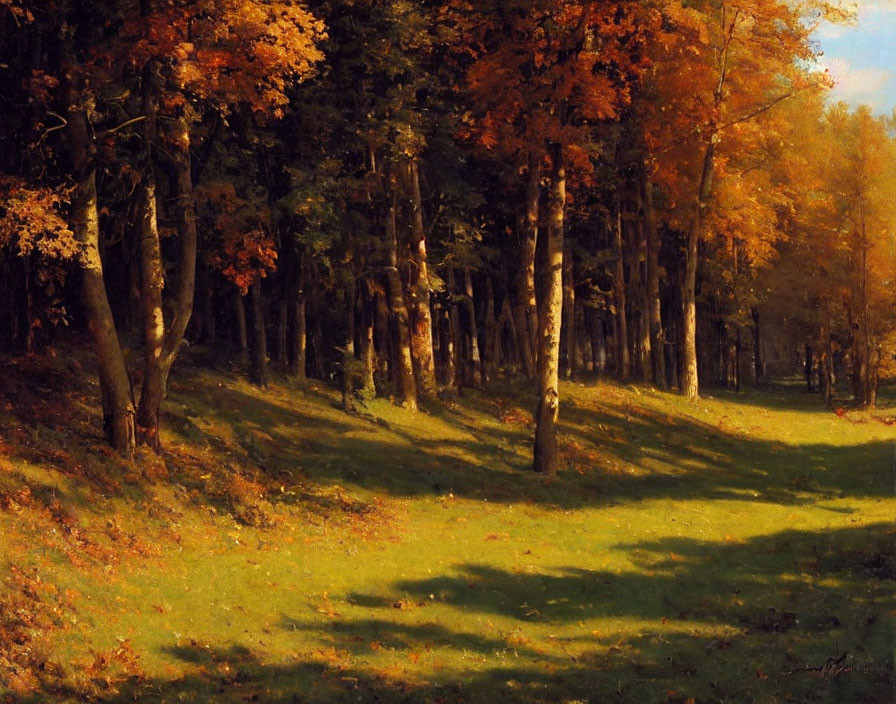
[781,653,891,681]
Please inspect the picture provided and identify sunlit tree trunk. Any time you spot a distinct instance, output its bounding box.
[682,138,716,401]
[613,205,630,381]
[358,277,377,396]
[135,114,198,448]
[514,154,540,379]
[66,87,136,457]
[534,144,565,475]
[562,240,576,379]
[385,171,417,410]
[461,267,482,387]
[405,160,437,399]
[642,171,666,388]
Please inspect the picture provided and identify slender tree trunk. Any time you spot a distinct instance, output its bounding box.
[405,160,437,399]
[135,174,166,449]
[358,278,376,396]
[642,171,666,388]
[291,294,307,380]
[483,275,496,385]
[562,240,576,380]
[534,144,565,475]
[67,91,135,457]
[804,344,814,393]
[448,269,464,395]
[682,139,716,401]
[462,267,482,386]
[277,299,288,365]
[201,262,217,343]
[734,327,742,393]
[249,281,268,387]
[613,206,630,381]
[235,290,249,363]
[751,308,763,384]
[385,170,417,410]
[514,154,540,379]
[135,86,198,449]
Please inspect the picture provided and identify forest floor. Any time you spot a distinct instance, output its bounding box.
[0,344,894,703]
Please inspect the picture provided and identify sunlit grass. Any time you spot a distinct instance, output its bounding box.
[0,356,893,702]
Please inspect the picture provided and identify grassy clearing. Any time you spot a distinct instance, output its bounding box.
[0,348,894,703]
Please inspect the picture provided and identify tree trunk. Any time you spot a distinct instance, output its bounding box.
[448,269,464,395]
[385,170,417,410]
[642,171,666,388]
[613,206,630,381]
[804,344,814,393]
[277,299,288,365]
[249,280,267,387]
[67,92,136,457]
[135,105,198,449]
[405,160,437,399]
[534,144,565,476]
[513,154,540,379]
[290,293,307,380]
[562,240,576,380]
[135,174,166,450]
[483,275,496,385]
[751,308,763,384]
[358,278,376,396]
[235,290,249,363]
[462,267,482,387]
[681,138,716,401]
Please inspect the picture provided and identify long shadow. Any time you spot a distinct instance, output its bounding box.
[16,523,893,703]
[157,370,896,513]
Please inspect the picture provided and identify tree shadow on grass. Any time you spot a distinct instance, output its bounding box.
[15,523,893,703]
[157,371,896,514]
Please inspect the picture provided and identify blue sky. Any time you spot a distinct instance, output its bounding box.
[814,1,896,113]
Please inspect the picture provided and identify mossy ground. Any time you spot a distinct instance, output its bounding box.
[0,347,894,703]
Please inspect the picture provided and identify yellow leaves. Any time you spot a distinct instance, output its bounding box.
[0,180,80,263]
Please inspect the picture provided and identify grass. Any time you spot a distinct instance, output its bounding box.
[0,346,894,703]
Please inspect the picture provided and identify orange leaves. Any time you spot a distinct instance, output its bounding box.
[116,0,325,117]
[0,179,79,262]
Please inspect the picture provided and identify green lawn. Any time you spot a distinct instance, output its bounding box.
[1,354,894,703]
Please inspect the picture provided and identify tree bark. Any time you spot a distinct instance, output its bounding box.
[290,294,307,380]
[448,269,464,395]
[751,307,763,384]
[135,173,166,450]
[483,275,496,385]
[66,88,136,457]
[462,267,482,387]
[804,344,814,393]
[534,144,565,475]
[135,114,199,448]
[235,290,249,364]
[513,153,540,379]
[385,170,417,410]
[358,277,377,396]
[405,160,437,399]
[249,280,267,387]
[681,138,716,401]
[642,171,666,388]
[613,205,630,381]
[562,239,576,379]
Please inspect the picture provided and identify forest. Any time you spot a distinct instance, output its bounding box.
[1,0,895,702]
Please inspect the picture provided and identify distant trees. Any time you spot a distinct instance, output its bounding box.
[3,0,894,469]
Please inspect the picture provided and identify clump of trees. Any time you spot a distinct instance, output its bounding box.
[1,0,893,471]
